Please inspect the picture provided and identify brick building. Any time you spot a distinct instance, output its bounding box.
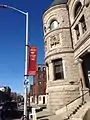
[30,64,47,105]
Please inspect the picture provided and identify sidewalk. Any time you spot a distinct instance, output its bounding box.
[36,109,67,120]
[32,109,63,120]
[36,109,53,120]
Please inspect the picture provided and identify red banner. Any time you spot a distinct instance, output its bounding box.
[27,46,37,76]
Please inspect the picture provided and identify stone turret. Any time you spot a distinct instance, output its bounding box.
[42,0,80,113]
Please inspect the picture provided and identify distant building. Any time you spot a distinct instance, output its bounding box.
[30,64,47,105]
[0,86,11,103]
[0,86,11,94]
[10,92,24,102]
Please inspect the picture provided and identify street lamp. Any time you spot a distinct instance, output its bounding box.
[0,4,28,117]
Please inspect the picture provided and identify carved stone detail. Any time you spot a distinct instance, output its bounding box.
[50,34,60,47]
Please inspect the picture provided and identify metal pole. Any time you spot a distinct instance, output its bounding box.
[0,4,29,117]
[24,12,28,117]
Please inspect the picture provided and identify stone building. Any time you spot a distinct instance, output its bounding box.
[30,64,47,105]
[42,0,90,113]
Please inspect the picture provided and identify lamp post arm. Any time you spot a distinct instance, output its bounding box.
[8,5,27,15]
[0,4,27,15]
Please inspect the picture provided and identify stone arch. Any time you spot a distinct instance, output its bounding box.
[74,1,82,18]
[70,0,82,23]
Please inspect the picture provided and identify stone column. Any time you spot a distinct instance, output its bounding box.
[49,60,54,81]
[77,58,86,88]
[78,22,83,36]
[77,58,86,103]
[87,48,90,95]
[46,63,49,82]
[62,59,66,79]
[46,63,49,93]
[72,29,78,45]
[45,63,49,110]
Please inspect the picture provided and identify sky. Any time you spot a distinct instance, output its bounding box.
[0,0,53,94]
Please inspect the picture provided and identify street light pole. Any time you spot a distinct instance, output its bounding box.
[0,4,29,117]
[24,12,28,117]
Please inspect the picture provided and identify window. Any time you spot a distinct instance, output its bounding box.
[75,25,80,40]
[53,59,64,80]
[43,67,46,71]
[43,73,45,79]
[50,20,58,30]
[38,74,42,79]
[74,2,82,18]
[39,96,41,101]
[32,97,33,102]
[39,81,41,84]
[80,15,87,33]
[38,67,41,71]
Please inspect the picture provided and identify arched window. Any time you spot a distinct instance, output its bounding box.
[50,20,58,30]
[74,2,82,18]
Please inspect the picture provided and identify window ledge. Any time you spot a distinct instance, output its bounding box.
[54,79,64,81]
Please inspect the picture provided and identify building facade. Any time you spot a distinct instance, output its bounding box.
[30,64,47,105]
[42,0,90,113]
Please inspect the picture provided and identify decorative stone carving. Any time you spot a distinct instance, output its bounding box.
[61,16,64,22]
[50,34,60,47]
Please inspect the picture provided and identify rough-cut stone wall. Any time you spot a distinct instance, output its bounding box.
[68,0,90,91]
[47,85,80,112]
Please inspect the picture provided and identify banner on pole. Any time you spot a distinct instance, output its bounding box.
[27,46,37,76]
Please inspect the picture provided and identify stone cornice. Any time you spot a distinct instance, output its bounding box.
[45,48,74,61]
[44,27,70,39]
